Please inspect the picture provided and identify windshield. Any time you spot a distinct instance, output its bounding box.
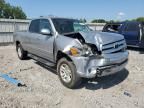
[52,18,90,34]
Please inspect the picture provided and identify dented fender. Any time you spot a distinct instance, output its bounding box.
[54,34,83,61]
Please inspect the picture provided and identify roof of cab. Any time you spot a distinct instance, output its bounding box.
[37,16,77,20]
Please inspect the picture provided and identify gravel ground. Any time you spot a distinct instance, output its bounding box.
[0,46,144,108]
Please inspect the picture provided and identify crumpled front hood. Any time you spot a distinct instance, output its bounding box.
[79,31,124,46]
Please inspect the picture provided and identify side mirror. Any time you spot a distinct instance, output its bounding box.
[40,28,51,35]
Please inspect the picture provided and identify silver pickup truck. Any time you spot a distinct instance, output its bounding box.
[14,17,128,88]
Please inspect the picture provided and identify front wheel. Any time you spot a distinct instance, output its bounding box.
[16,44,28,60]
[57,58,82,89]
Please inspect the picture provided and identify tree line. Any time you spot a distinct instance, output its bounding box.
[79,17,144,23]
[91,17,144,23]
[0,0,144,22]
[0,0,26,19]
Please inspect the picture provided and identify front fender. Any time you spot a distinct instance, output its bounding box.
[54,35,83,61]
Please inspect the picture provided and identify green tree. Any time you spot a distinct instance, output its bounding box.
[0,0,26,19]
[12,6,26,19]
[0,0,5,17]
[108,20,120,23]
[79,18,87,23]
[136,17,144,22]
[108,20,115,23]
[0,0,5,4]
[91,19,106,23]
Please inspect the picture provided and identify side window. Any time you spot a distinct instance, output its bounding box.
[29,19,40,33]
[40,19,52,32]
[125,23,139,31]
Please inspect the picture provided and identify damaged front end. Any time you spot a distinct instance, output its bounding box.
[62,32,102,56]
[70,52,128,78]
[56,31,128,78]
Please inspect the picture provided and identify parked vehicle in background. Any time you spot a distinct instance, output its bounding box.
[14,17,128,89]
[103,21,144,48]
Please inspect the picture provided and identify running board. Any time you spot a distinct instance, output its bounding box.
[28,54,55,67]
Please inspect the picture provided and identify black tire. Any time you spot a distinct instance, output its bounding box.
[16,43,28,60]
[57,58,82,89]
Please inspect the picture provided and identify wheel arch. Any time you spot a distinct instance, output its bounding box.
[16,41,20,46]
[56,51,73,64]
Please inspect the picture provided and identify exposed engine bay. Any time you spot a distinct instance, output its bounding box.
[63,32,100,55]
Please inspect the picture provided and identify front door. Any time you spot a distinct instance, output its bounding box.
[35,19,54,62]
[28,19,54,61]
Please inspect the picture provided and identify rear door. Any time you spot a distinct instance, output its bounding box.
[122,22,140,46]
[28,19,41,54]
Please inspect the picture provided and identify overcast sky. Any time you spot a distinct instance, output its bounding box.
[5,0,144,21]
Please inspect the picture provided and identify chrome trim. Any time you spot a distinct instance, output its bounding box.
[102,39,126,54]
[102,40,125,50]
[103,44,125,54]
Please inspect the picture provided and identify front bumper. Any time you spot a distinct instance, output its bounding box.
[70,51,129,78]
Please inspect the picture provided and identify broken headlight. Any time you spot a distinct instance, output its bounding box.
[81,44,93,56]
[70,44,100,57]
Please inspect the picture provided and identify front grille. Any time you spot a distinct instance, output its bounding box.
[102,39,126,54]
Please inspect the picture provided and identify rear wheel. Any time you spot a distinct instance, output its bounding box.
[16,44,28,60]
[57,58,82,89]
